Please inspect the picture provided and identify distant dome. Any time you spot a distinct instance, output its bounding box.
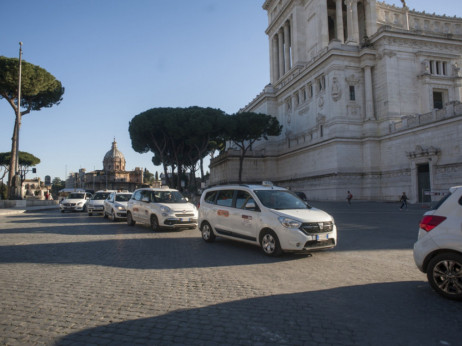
[104,139,125,160]
[103,139,126,172]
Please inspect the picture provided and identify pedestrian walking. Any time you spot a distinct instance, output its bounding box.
[400,192,408,210]
[346,191,353,205]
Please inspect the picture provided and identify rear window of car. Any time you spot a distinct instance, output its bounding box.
[216,190,234,207]
[432,192,452,210]
[204,191,217,204]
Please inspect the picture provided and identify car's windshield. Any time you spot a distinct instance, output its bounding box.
[116,194,132,202]
[152,190,187,203]
[93,193,110,200]
[254,190,308,210]
[68,193,85,199]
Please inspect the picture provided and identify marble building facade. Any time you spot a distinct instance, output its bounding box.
[210,0,462,202]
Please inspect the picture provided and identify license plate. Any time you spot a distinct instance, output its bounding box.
[315,233,329,241]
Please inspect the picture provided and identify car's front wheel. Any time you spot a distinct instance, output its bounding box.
[427,252,462,301]
[110,209,117,222]
[201,222,215,242]
[150,215,159,232]
[126,211,135,226]
[260,229,282,257]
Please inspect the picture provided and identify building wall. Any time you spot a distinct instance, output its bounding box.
[210,0,462,202]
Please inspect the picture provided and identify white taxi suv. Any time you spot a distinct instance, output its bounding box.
[413,186,462,300]
[198,182,337,256]
[87,190,115,216]
[104,191,132,221]
[126,187,198,231]
[60,192,92,213]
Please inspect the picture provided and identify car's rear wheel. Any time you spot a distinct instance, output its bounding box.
[126,211,135,226]
[260,229,282,257]
[427,252,462,301]
[150,215,159,232]
[201,222,215,242]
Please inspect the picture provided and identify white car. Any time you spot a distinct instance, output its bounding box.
[126,188,198,231]
[87,190,115,216]
[60,192,92,212]
[413,186,462,300]
[104,191,132,221]
[198,182,337,256]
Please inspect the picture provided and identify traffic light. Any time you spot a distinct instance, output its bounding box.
[32,168,36,173]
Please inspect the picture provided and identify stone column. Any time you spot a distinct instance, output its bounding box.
[352,0,360,44]
[278,28,285,77]
[345,0,354,43]
[319,0,329,47]
[284,21,291,73]
[364,65,375,120]
[271,35,279,82]
[336,0,344,43]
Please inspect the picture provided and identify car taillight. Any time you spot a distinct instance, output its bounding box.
[419,215,447,232]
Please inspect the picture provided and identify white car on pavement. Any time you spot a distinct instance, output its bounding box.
[87,190,115,216]
[104,191,132,221]
[413,186,462,300]
[198,182,337,256]
[126,187,198,231]
[60,192,92,213]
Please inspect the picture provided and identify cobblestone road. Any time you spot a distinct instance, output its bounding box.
[0,201,461,345]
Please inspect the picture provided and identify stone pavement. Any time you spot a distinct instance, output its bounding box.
[0,204,59,216]
[0,201,461,345]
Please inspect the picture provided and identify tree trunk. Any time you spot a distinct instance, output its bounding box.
[238,149,246,184]
[200,157,204,181]
[7,117,20,199]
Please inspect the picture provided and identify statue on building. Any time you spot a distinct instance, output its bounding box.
[331,77,342,101]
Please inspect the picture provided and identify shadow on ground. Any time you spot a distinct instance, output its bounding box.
[55,281,462,345]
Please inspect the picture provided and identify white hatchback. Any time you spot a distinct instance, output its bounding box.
[104,191,132,221]
[126,188,198,231]
[198,183,337,256]
[413,186,462,300]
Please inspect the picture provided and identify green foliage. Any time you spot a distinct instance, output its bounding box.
[129,106,227,189]
[225,112,282,183]
[51,177,65,197]
[129,107,282,187]
[0,151,41,182]
[0,56,64,112]
[0,151,40,167]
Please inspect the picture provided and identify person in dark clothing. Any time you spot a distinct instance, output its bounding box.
[400,192,408,210]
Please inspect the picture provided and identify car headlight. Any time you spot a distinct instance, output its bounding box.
[116,205,125,211]
[160,206,171,213]
[78,202,83,206]
[278,216,302,229]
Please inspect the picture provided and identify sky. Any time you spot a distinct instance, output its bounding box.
[1,0,461,182]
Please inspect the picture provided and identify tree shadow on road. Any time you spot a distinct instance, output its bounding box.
[54,281,462,346]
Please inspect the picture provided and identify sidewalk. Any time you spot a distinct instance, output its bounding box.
[0,204,60,216]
